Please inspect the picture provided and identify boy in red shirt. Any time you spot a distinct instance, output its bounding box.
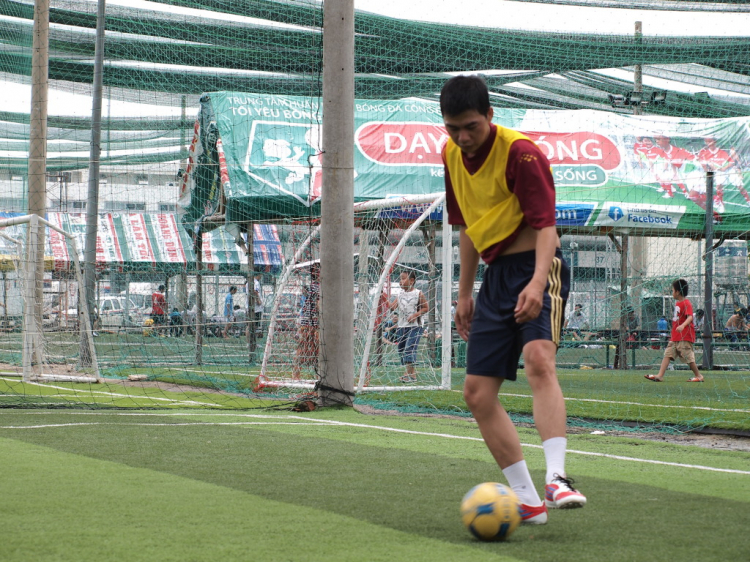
[645,279,704,382]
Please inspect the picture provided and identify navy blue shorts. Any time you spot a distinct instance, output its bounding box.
[396,326,422,365]
[466,249,569,381]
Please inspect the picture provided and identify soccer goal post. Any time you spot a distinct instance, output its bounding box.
[0,214,101,383]
[257,193,453,394]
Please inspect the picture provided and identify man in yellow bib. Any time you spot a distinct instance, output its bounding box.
[441,75,586,525]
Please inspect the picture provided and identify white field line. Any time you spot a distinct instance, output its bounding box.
[0,412,747,476]
[295,416,750,476]
[452,390,750,415]
[0,377,217,407]
[0,422,324,429]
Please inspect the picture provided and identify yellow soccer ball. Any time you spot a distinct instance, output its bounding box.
[461,482,521,541]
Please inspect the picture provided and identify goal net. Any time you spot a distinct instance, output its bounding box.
[257,194,452,393]
[0,214,100,387]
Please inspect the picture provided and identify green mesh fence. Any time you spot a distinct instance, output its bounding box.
[0,1,748,433]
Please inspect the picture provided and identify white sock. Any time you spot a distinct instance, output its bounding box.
[543,437,567,484]
[502,460,542,506]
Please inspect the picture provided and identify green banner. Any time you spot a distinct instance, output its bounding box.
[178,92,750,234]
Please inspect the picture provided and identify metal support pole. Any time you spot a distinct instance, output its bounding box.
[319,0,354,407]
[195,232,203,365]
[633,21,643,116]
[81,0,106,365]
[246,224,255,359]
[22,216,41,381]
[29,0,49,348]
[702,172,714,370]
[617,233,629,369]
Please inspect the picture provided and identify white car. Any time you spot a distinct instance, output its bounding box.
[98,296,142,331]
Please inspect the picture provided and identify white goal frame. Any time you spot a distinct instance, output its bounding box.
[258,193,452,393]
[0,214,101,383]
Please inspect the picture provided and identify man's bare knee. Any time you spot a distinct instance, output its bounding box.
[463,385,483,411]
[523,341,557,374]
[463,375,502,413]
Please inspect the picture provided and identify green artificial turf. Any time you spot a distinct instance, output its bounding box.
[2,364,748,433]
[0,409,748,562]
[359,367,750,432]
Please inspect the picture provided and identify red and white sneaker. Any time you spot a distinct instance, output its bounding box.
[545,474,587,509]
[519,502,548,525]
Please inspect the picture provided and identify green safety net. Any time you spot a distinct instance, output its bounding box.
[1,0,749,172]
[4,0,748,212]
[0,1,748,431]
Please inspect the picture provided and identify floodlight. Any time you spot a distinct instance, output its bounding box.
[608,94,626,108]
[626,91,644,106]
[650,90,668,104]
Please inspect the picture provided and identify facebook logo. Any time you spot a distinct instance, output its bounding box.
[608,206,624,221]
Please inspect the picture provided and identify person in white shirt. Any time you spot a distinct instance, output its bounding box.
[249,272,264,349]
[390,271,428,383]
[564,304,590,340]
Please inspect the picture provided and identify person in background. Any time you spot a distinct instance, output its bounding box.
[381,313,399,345]
[645,279,704,382]
[251,271,264,350]
[657,315,669,348]
[626,307,640,349]
[724,307,745,344]
[292,263,320,379]
[151,285,167,333]
[233,305,247,337]
[222,286,237,338]
[564,304,590,340]
[693,309,705,333]
[169,308,183,337]
[450,300,459,367]
[390,271,428,383]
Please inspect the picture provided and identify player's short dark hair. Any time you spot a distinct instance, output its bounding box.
[158,284,165,292]
[440,75,491,117]
[672,279,689,297]
[229,285,237,292]
[400,270,417,281]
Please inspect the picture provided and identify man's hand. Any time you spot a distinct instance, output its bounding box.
[455,297,475,341]
[514,279,545,323]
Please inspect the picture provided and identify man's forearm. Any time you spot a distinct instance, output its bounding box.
[531,226,559,288]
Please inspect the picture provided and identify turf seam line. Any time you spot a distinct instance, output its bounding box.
[2,412,747,475]
[450,390,750,414]
[290,417,750,476]
[0,422,323,429]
